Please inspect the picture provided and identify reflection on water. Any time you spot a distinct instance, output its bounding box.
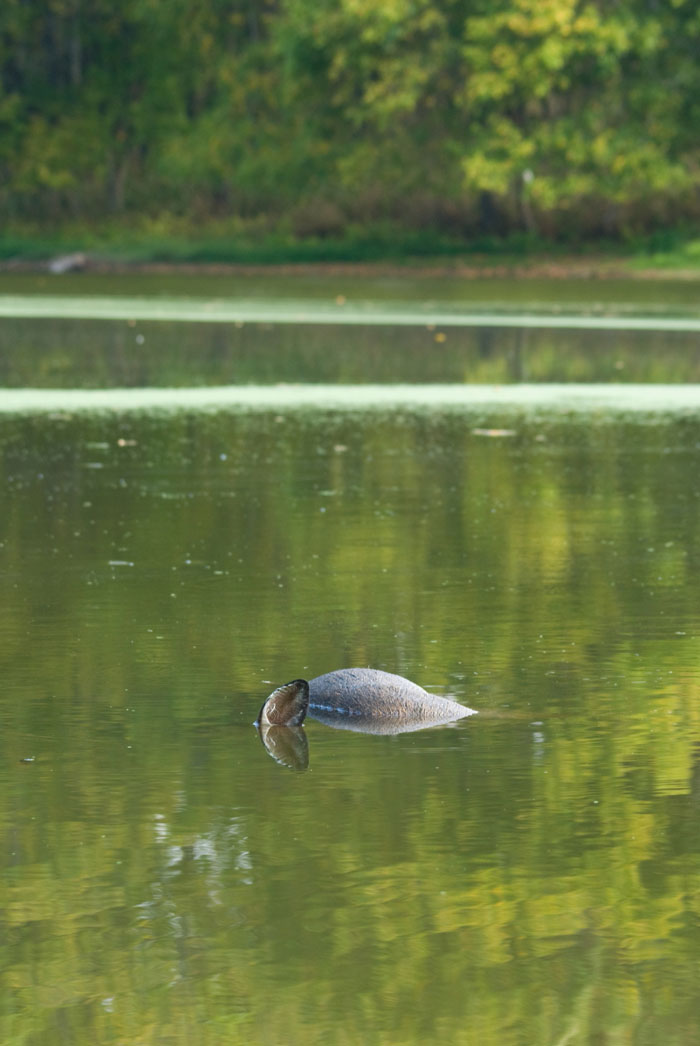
[2,315,700,386]
[1,269,700,309]
[257,715,469,770]
[257,724,309,770]
[2,403,700,1044]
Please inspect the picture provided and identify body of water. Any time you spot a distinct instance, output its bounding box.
[1,274,700,1044]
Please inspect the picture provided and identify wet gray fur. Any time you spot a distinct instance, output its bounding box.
[307,667,475,723]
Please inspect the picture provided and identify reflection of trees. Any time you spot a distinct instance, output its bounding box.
[2,318,700,387]
[1,408,700,1042]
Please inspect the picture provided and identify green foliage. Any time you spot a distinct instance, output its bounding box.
[2,0,700,240]
[460,0,699,232]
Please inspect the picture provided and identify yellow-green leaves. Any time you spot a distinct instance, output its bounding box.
[457,0,696,225]
[2,0,699,237]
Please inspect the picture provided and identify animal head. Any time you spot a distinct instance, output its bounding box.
[255,679,310,727]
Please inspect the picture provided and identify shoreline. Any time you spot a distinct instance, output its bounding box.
[2,255,700,282]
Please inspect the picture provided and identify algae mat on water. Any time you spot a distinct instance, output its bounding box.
[0,383,699,414]
[3,294,700,330]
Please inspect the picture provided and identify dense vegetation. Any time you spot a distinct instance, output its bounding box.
[2,0,700,246]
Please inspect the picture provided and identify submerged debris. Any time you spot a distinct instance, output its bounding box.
[48,252,87,274]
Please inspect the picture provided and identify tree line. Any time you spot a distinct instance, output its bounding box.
[2,0,699,242]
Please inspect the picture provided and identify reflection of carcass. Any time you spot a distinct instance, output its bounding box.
[257,724,309,770]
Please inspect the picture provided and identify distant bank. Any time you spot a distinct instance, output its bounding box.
[2,227,700,281]
[2,252,700,283]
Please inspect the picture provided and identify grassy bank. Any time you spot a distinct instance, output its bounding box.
[0,222,594,266]
[2,224,700,277]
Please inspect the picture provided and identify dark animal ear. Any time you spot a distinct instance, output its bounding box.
[256,679,309,726]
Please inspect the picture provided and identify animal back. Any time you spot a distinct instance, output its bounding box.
[308,667,474,723]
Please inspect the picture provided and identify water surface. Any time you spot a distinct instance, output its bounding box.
[3,316,700,387]
[2,273,700,1042]
[1,269,700,311]
[2,402,700,1044]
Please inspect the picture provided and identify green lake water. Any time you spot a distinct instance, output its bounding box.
[1,274,700,1044]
